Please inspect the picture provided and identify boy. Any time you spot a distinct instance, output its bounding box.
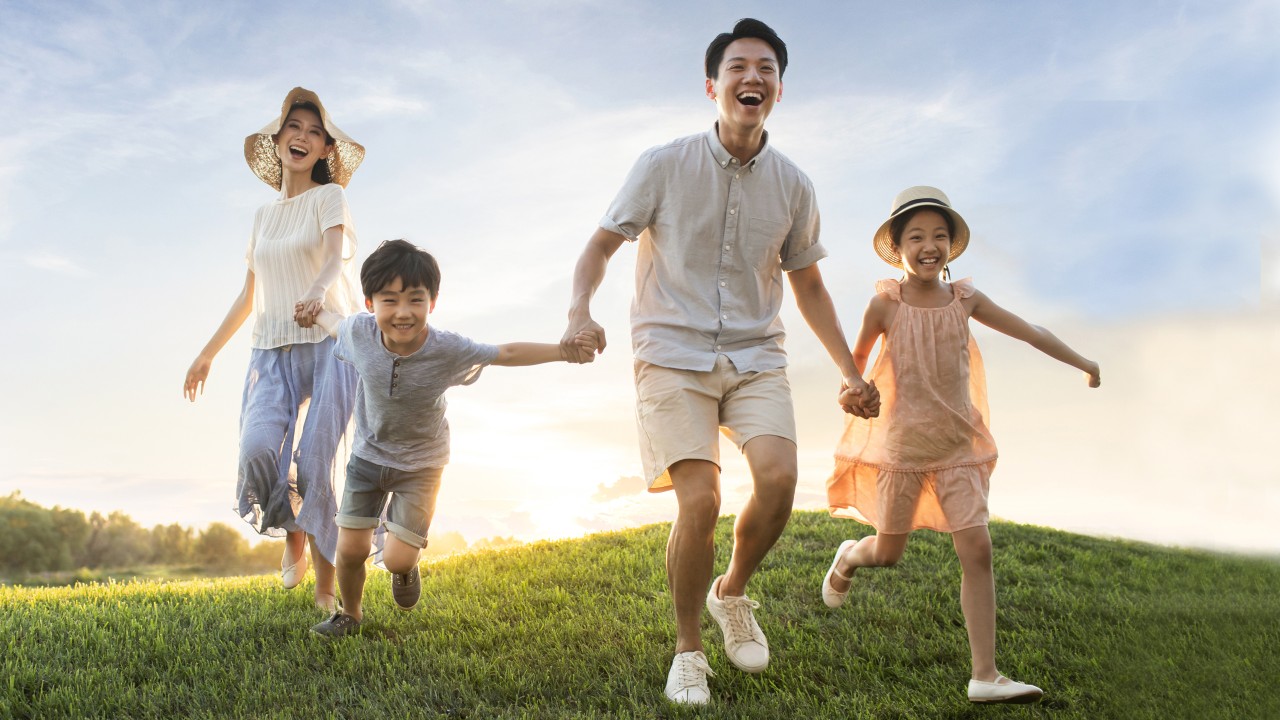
[299,239,596,637]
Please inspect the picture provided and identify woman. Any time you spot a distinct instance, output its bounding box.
[184,87,363,611]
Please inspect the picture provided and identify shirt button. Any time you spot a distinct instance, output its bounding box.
[722,314,728,320]
[724,245,731,251]
[720,281,726,287]
[735,174,741,179]
[393,373,399,378]
[729,209,736,215]
[716,345,722,351]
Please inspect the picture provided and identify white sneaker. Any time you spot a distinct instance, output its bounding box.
[705,575,769,673]
[967,675,1043,704]
[664,650,714,705]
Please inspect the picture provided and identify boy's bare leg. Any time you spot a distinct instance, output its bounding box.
[335,528,374,620]
[667,459,721,654]
[381,535,423,575]
[718,436,796,597]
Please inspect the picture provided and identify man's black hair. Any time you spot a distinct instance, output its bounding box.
[705,18,788,79]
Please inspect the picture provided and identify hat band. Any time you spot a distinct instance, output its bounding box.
[893,197,950,215]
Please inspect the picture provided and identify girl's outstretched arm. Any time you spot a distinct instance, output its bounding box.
[184,269,255,402]
[968,290,1101,387]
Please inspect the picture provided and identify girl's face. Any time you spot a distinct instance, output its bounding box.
[896,209,952,281]
[274,107,333,176]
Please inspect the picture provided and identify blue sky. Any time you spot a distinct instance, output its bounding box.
[1,1,1276,552]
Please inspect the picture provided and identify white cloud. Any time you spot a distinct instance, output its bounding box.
[24,252,93,276]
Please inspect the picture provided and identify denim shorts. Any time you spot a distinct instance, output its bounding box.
[336,454,443,549]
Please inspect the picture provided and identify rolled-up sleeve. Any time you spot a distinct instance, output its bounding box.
[780,177,825,272]
[600,151,659,242]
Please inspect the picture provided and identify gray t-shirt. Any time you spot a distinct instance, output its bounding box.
[335,313,500,471]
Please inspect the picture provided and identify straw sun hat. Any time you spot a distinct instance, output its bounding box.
[243,87,365,190]
[872,186,971,269]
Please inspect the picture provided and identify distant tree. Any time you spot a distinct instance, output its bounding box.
[0,492,64,573]
[424,531,469,557]
[149,523,194,565]
[195,523,248,569]
[49,506,90,570]
[84,511,151,568]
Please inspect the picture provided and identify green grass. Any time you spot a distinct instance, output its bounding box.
[2,512,1277,719]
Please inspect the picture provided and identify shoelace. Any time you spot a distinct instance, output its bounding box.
[675,653,715,689]
[722,596,764,644]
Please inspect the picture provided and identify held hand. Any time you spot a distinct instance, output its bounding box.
[1085,361,1101,388]
[575,331,600,361]
[561,318,606,364]
[184,354,212,402]
[296,292,324,327]
[839,379,880,418]
[293,301,314,329]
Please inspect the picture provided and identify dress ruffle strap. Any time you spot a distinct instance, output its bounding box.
[875,278,903,300]
[952,277,977,299]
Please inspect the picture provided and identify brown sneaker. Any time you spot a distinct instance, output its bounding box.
[391,565,421,610]
[310,611,360,639]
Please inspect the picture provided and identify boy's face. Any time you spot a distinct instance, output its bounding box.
[706,37,782,134]
[366,276,435,353]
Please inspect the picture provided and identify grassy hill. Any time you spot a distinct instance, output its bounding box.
[2,511,1277,719]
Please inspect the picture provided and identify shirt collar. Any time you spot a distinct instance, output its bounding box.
[706,123,770,172]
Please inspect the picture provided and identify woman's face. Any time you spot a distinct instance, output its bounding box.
[274,107,333,175]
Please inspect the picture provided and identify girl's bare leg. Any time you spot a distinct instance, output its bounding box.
[828,531,909,593]
[952,525,998,681]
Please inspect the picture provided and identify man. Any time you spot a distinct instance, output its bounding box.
[561,18,878,705]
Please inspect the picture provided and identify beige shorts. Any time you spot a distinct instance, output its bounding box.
[634,355,797,492]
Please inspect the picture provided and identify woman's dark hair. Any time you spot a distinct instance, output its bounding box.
[705,18,788,79]
[360,240,442,300]
[889,207,956,247]
[273,101,336,185]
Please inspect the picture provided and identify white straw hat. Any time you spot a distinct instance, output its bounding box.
[244,87,365,190]
[872,186,970,269]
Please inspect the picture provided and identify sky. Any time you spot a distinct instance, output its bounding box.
[1,0,1277,555]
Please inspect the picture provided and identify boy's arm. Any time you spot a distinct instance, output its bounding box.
[494,333,599,367]
[787,263,879,417]
[969,290,1101,387]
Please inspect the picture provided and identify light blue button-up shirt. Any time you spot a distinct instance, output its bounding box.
[600,126,826,373]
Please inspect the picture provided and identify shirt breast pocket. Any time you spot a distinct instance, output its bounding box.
[745,217,789,271]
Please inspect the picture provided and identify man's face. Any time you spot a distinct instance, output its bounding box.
[706,37,782,133]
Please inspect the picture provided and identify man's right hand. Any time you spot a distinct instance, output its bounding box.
[561,317,606,364]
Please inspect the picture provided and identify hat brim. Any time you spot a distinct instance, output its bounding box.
[873,202,970,270]
[244,87,365,190]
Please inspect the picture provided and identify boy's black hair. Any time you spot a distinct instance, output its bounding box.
[273,101,335,185]
[360,239,442,300]
[889,207,956,247]
[705,18,788,79]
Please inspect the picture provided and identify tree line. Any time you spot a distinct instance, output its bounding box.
[0,492,524,579]
[0,492,276,576]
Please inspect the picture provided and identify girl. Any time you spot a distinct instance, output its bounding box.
[184,88,364,611]
[821,186,1100,704]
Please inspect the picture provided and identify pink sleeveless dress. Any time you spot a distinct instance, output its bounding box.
[827,278,998,534]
